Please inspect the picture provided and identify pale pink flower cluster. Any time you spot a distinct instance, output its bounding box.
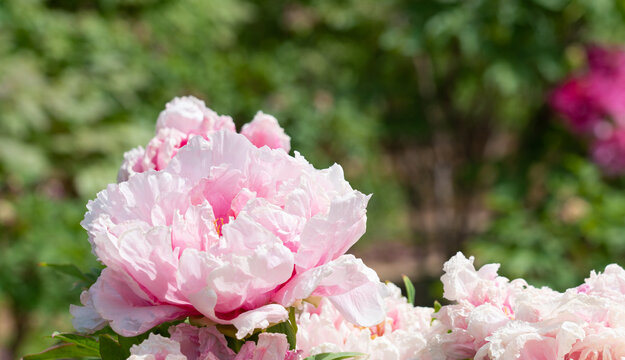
[118,96,290,182]
[71,98,386,340]
[420,252,625,360]
[296,283,433,360]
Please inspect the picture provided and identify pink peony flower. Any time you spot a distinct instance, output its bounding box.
[422,253,625,360]
[72,131,385,338]
[129,323,301,360]
[296,283,433,360]
[420,253,528,359]
[118,96,290,182]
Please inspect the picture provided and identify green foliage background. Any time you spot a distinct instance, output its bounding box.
[2,0,625,357]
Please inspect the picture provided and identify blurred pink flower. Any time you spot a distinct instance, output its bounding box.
[551,45,625,174]
[72,131,385,338]
[118,96,290,182]
[550,78,603,133]
[551,45,625,131]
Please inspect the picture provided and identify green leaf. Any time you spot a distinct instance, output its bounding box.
[39,263,89,282]
[22,343,98,359]
[402,275,415,305]
[433,300,442,313]
[288,306,298,336]
[303,352,365,360]
[118,332,150,358]
[51,332,99,353]
[38,263,101,289]
[431,300,443,325]
[100,334,125,360]
[225,335,245,353]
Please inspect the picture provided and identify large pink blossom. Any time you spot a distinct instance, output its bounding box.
[118,96,291,182]
[128,323,301,360]
[71,131,385,338]
[296,283,433,360]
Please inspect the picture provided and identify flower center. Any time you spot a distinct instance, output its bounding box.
[213,217,225,237]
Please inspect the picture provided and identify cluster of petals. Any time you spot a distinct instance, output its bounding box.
[419,252,625,360]
[128,323,300,360]
[550,45,625,174]
[71,128,386,338]
[118,96,291,182]
[296,283,433,360]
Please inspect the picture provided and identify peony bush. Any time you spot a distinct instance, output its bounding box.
[27,96,625,360]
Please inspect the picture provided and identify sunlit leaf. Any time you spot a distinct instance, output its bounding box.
[51,332,99,352]
[402,275,415,305]
[303,352,365,360]
[23,343,99,359]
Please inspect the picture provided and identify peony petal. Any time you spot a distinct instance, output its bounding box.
[275,255,386,327]
[295,192,370,271]
[166,133,254,186]
[251,333,290,360]
[168,323,237,360]
[327,280,387,328]
[128,333,186,360]
[232,304,289,339]
[115,225,184,304]
[177,249,222,321]
[118,146,146,182]
[70,290,107,334]
[240,111,291,152]
[88,268,188,336]
[156,96,207,133]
